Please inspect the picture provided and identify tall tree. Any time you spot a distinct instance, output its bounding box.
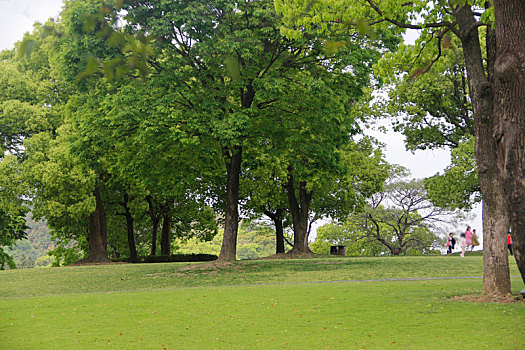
[360,179,446,255]
[117,0,392,259]
[31,0,127,263]
[493,0,525,284]
[277,0,514,296]
[0,22,64,267]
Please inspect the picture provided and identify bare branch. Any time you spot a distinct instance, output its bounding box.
[364,0,456,30]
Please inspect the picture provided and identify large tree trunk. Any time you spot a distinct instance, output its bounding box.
[391,247,402,256]
[265,208,286,254]
[456,5,511,296]
[160,208,172,256]
[85,186,111,263]
[218,85,254,261]
[146,195,161,256]
[123,193,138,262]
[286,170,313,255]
[493,0,525,285]
[218,146,242,261]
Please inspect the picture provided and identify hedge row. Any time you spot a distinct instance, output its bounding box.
[112,254,218,263]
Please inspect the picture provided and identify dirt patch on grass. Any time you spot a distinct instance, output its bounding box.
[144,272,186,278]
[68,261,122,266]
[178,261,245,272]
[452,293,524,304]
[260,252,318,260]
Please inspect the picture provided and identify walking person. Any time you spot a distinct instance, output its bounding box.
[464,226,473,253]
[508,233,513,256]
[447,233,456,254]
[459,231,467,258]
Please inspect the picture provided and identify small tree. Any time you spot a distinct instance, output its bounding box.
[311,221,386,256]
[324,178,447,256]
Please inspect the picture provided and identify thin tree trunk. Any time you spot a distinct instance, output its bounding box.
[85,186,111,263]
[286,169,313,254]
[160,207,172,256]
[275,218,285,254]
[218,146,242,261]
[146,195,161,256]
[150,218,160,256]
[456,5,511,295]
[109,242,120,259]
[493,0,525,284]
[265,208,286,254]
[123,193,138,262]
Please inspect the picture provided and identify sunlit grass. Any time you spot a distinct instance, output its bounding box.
[1,256,523,349]
[1,255,516,298]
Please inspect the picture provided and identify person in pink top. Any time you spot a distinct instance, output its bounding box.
[465,226,473,251]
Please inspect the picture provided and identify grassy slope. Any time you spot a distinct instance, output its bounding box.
[1,256,524,349]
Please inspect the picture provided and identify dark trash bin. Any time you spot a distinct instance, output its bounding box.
[330,245,346,256]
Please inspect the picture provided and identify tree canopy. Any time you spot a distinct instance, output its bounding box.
[1,0,399,265]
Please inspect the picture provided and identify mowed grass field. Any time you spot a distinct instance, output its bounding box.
[1,255,524,349]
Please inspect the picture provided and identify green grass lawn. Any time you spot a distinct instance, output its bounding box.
[1,255,524,349]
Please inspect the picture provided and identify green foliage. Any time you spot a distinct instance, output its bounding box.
[374,37,474,151]
[311,222,387,256]
[1,0,399,262]
[275,0,405,49]
[0,249,16,270]
[310,138,389,222]
[0,59,51,157]
[0,23,64,269]
[316,178,446,256]
[8,215,56,269]
[47,236,87,267]
[0,209,28,269]
[237,221,286,259]
[24,129,96,238]
[8,240,37,269]
[425,137,480,210]
[175,221,281,260]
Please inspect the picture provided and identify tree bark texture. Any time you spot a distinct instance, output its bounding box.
[286,170,313,254]
[160,208,172,256]
[493,0,525,284]
[455,5,511,296]
[86,186,111,263]
[218,146,242,261]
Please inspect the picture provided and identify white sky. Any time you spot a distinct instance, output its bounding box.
[0,0,64,49]
[0,1,481,241]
